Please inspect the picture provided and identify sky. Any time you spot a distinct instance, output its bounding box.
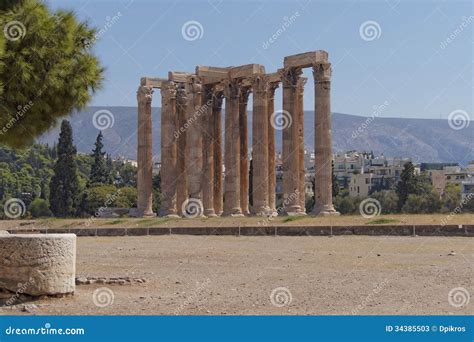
[47,0,473,120]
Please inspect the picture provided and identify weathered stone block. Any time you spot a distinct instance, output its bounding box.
[0,234,76,296]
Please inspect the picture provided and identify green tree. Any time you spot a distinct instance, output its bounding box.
[442,183,461,211]
[402,190,442,214]
[371,190,399,214]
[396,162,418,210]
[336,196,355,215]
[152,172,161,214]
[89,131,107,186]
[402,194,424,213]
[49,120,79,217]
[28,198,52,217]
[0,0,103,147]
[332,160,339,197]
[105,154,115,184]
[117,162,137,187]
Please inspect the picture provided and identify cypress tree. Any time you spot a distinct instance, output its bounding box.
[105,154,115,184]
[49,120,79,217]
[332,160,339,197]
[89,131,107,186]
[396,161,418,210]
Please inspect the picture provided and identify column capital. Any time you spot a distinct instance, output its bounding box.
[312,63,332,82]
[186,77,203,95]
[177,85,187,105]
[161,81,177,100]
[268,82,279,99]
[296,77,307,94]
[223,79,241,99]
[240,85,252,104]
[280,67,302,88]
[250,74,270,94]
[212,89,224,109]
[137,85,153,105]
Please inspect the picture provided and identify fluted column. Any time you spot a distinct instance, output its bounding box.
[223,80,243,216]
[137,85,155,216]
[176,86,188,216]
[297,77,307,213]
[251,75,270,215]
[185,77,204,216]
[239,86,251,215]
[159,81,179,217]
[282,68,304,215]
[202,86,217,217]
[312,63,339,216]
[267,83,278,215]
[212,91,224,215]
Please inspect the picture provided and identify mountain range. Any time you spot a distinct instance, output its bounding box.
[37,106,473,165]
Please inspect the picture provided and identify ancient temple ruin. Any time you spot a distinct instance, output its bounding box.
[136,51,339,217]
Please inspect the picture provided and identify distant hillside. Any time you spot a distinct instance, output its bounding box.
[37,107,473,165]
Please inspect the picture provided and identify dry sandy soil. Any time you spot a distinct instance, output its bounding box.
[2,213,474,230]
[1,235,472,315]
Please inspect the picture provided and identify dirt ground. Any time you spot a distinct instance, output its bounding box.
[1,235,472,316]
[2,213,474,230]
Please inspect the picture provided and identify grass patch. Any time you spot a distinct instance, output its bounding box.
[366,218,399,225]
[109,219,126,225]
[283,215,306,223]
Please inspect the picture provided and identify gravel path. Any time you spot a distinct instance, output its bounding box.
[1,235,472,315]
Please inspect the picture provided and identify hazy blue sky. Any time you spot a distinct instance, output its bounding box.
[48,0,472,120]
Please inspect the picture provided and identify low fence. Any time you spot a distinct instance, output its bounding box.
[6,225,473,237]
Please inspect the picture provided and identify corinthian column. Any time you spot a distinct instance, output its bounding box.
[185,77,205,216]
[176,86,188,216]
[202,86,217,217]
[281,68,304,215]
[223,80,243,216]
[137,85,155,216]
[251,75,270,215]
[297,77,307,213]
[212,91,224,215]
[239,86,251,215]
[267,82,279,215]
[312,63,339,216]
[159,81,179,217]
